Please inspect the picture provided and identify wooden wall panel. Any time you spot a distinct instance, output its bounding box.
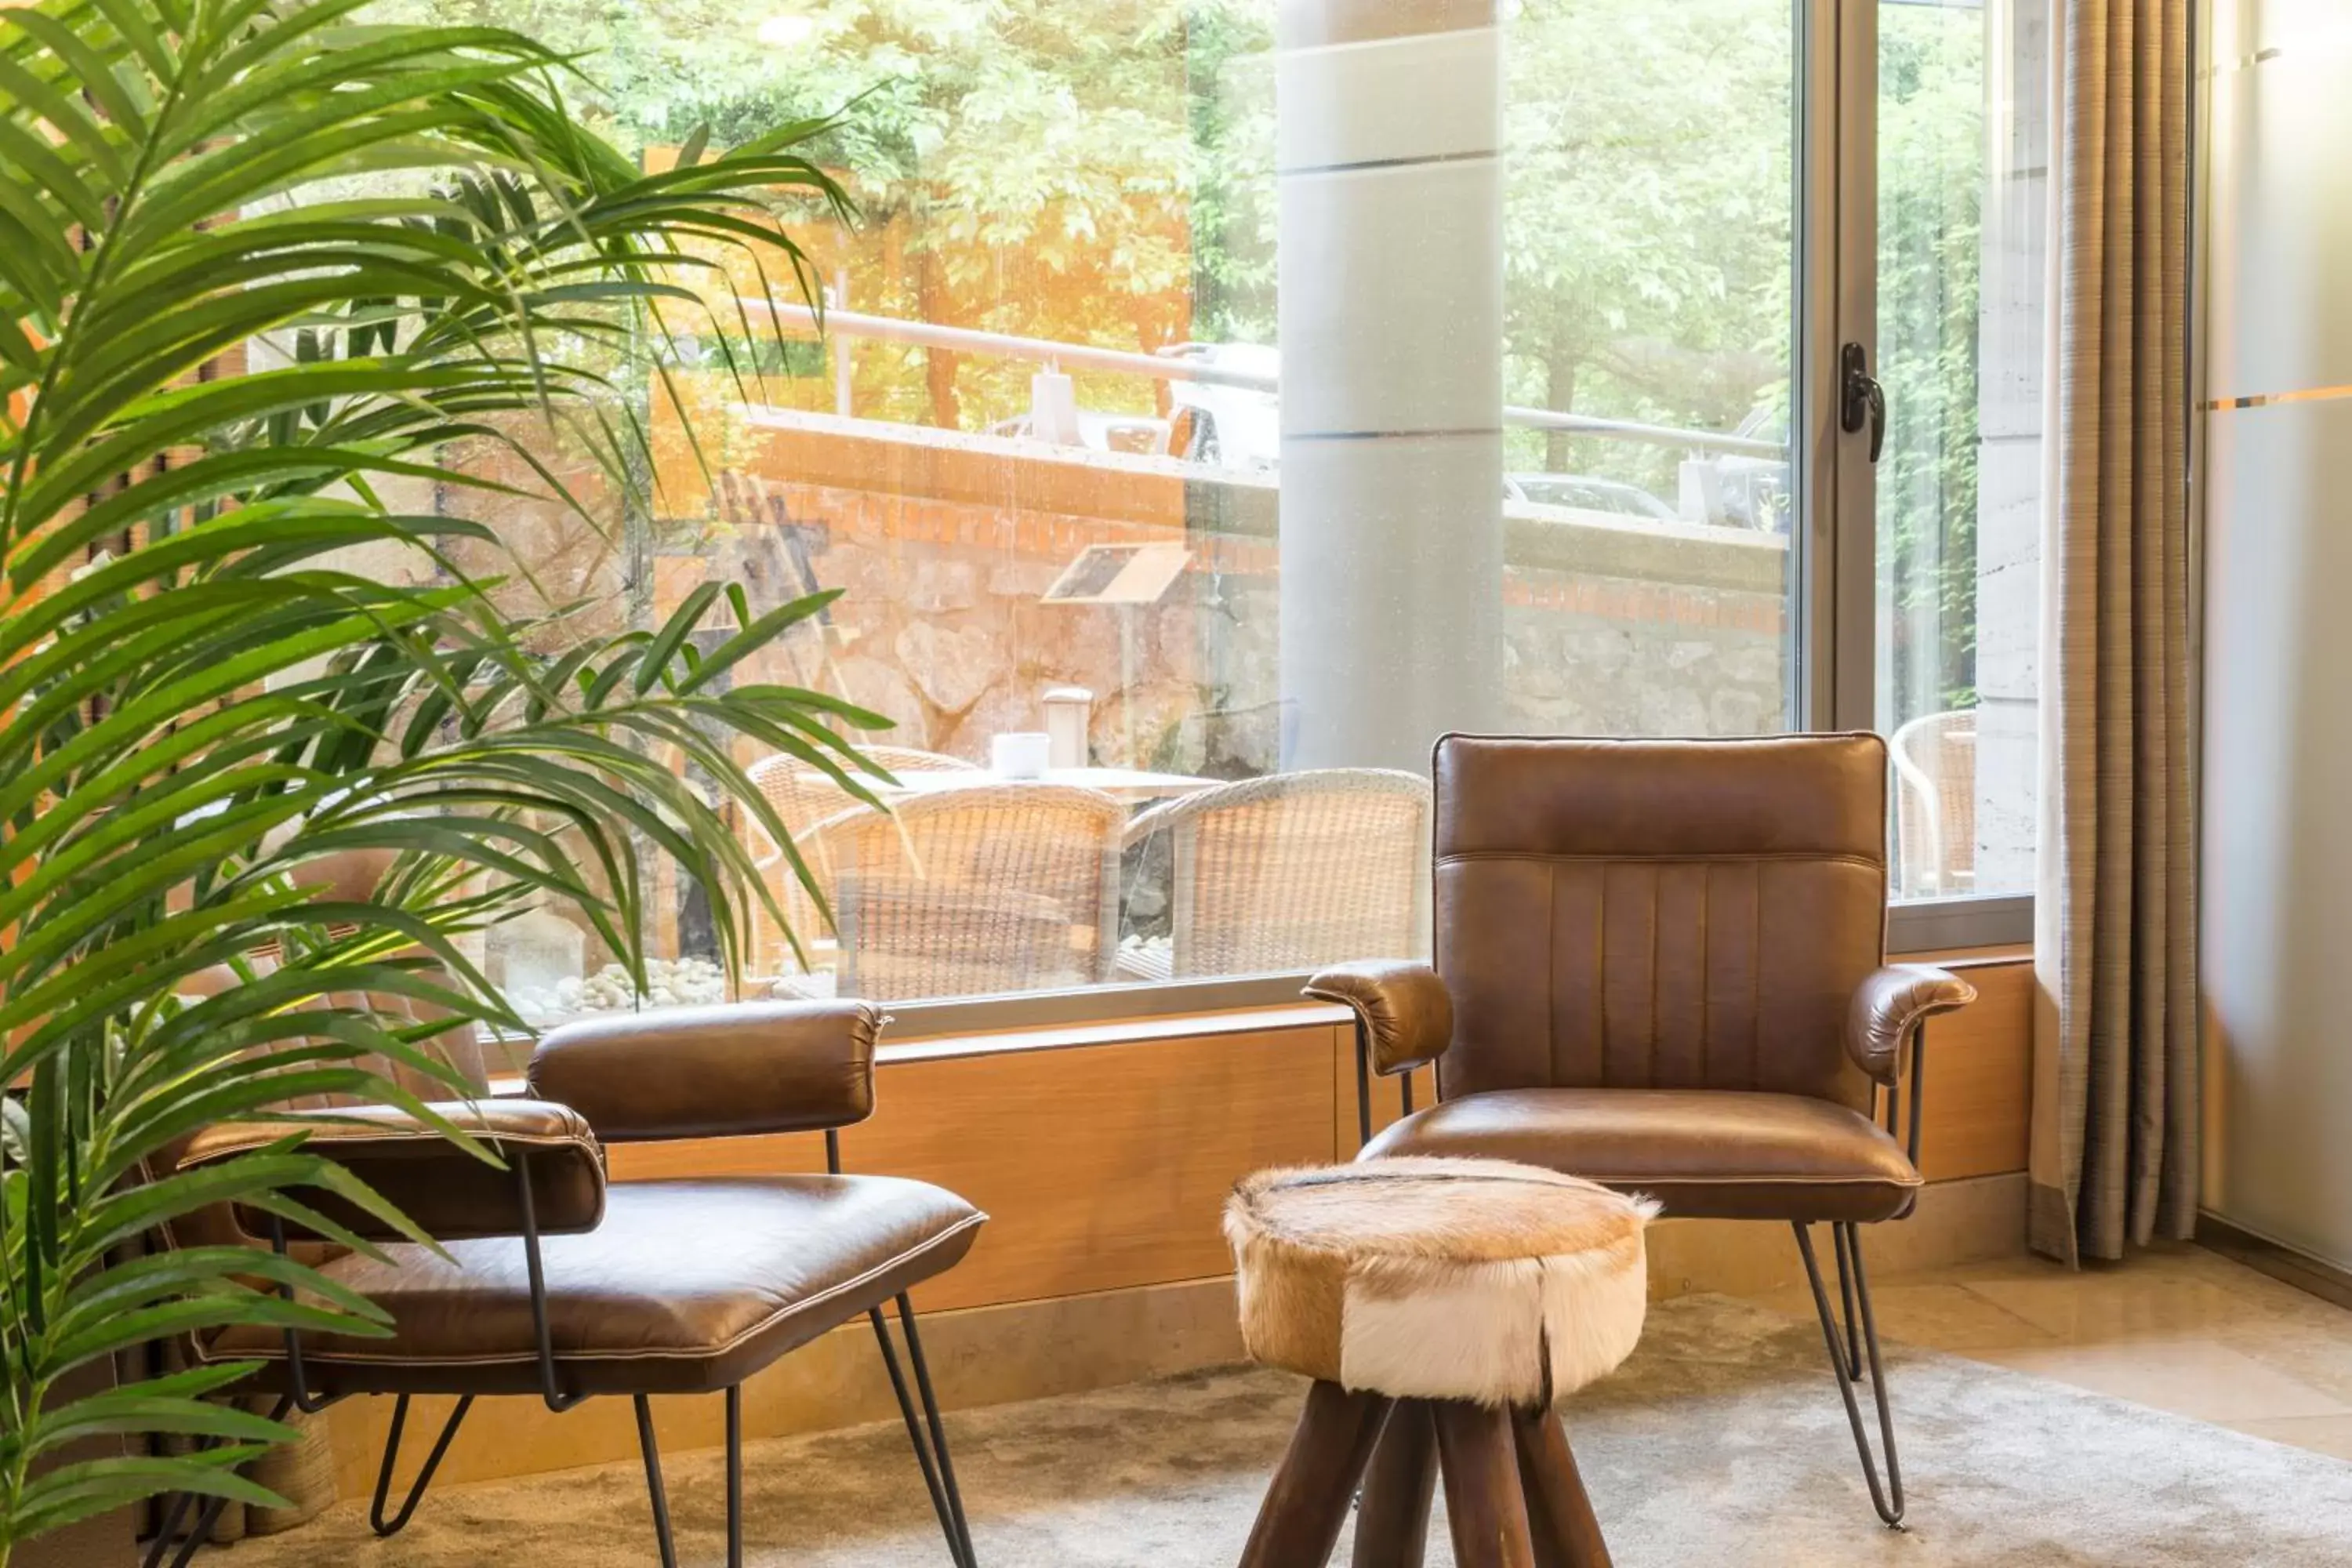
[608,1023,1345,1313]
[1913,958,2034,1181]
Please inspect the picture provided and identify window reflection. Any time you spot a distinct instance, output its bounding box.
[371,0,1830,1009]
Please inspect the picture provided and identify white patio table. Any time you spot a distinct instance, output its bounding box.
[815,765,1218,806]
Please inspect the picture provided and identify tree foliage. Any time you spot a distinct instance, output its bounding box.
[1503,0,1798,484]
[1879,5,1987,712]
[383,0,1994,691]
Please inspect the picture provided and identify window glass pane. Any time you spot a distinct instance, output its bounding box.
[381,0,1805,1012]
[1875,0,2046,903]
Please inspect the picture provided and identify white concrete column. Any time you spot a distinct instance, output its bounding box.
[1276,0,1505,771]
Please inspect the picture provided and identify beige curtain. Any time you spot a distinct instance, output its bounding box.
[2028,0,2198,1265]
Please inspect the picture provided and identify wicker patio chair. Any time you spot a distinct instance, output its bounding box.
[1889,710,1976,898]
[792,783,1125,1000]
[1119,768,1432,982]
[744,745,981,975]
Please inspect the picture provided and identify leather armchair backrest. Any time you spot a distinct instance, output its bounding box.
[1433,733,1889,1112]
[528,1000,882,1139]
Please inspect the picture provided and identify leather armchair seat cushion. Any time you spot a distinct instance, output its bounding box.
[206,1175,985,1396]
[1359,1087,1922,1224]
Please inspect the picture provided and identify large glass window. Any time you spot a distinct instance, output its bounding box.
[362,0,2030,1017]
[1874,0,2046,905]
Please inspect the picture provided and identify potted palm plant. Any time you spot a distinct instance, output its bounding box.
[0,0,884,1555]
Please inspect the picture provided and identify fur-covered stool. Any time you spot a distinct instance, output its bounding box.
[1224,1157,1657,1568]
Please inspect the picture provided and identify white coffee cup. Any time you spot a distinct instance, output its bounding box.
[992,731,1054,779]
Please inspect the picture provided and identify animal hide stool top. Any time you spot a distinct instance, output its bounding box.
[1225,1157,1657,1407]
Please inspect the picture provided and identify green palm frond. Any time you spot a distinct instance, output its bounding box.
[0,0,886,1552]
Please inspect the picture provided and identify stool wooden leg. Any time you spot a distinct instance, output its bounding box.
[1351,1399,1439,1568]
[1512,1408,1611,1568]
[1239,1381,1392,1568]
[1432,1402,1536,1568]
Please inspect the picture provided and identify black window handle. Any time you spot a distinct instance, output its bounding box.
[1841,342,1886,464]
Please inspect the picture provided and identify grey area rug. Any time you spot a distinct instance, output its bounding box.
[222,1295,2352,1566]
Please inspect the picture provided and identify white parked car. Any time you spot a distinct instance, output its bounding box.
[1159,342,1282,468]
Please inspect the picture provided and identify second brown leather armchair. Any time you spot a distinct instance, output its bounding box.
[1307,732,1974,1530]
[158,999,986,1568]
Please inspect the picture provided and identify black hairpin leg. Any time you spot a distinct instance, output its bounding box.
[1795,1221,1904,1528]
[1832,1223,1865,1380]
[634,1394,681,1568]
[725,1385,745,1568]
[162,1492,233,1568]
[872,1305,956,1555]
[143,1395,299,1568]
[871,1295,978,1566]
[369,1393,474,1537]
[896,1294,976,1565]
[141,1486,199,1568]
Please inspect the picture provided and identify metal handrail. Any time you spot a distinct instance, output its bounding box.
[735,297,1787,459]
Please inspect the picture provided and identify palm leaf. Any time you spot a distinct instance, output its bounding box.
[0,0,880,1554]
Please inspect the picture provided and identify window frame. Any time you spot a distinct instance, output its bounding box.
[1817,0,2036,953]
[782,0,2033,1035]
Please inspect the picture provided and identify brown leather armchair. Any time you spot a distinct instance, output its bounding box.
[152,998,986,1568]
[1307,733,1974,1530]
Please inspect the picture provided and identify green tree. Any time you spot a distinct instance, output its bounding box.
[1502,0,1797,488]
[1181,1,1276,348]
[1878,5,1986,713]
[371,0,1996,672]
[396,0,1219,427]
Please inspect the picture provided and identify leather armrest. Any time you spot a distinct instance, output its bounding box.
[1303,960,1454,1076]
[1846,964,1978,1084]
[526,999,881,1142]
[177,1099,606,1241]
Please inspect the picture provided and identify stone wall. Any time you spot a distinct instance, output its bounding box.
[1503,563,1787,738]
[651,426,1791,775]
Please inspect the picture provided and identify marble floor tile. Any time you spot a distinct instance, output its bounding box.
[2214,1316,2352,1407]
[2227,1414,2352,1463]
[1956,1269,2293,1344]
[2165,1247,2352,1326]
[1965,1337,2350,1425]
[1741,1243,2352,1466]
[1742,1279,2060,1351]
